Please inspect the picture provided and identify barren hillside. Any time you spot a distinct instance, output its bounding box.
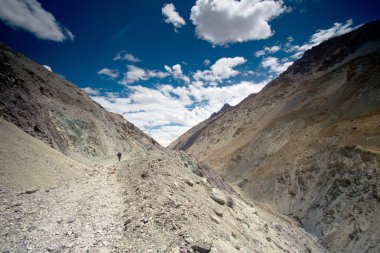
[0,43,160,163]
[0,117,328,252]
[0,43,329,252]
[170,20,380,252]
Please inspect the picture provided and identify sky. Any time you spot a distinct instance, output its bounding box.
[0,0,379,146]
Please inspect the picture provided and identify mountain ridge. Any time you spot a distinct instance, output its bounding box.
[169,20,380,253]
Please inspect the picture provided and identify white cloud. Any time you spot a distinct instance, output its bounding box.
[89,79,268,146]
[255,45,281,57]
[113,50,141,62]
[255,50,266,57]
[203,59,211,66]
[194,57,247,83]
[82,87,100,96]
[119,65,169,85]
[164,64,190,83]
[43,65,52,72]
[286,19,356,59]
[162,3,186,31]
[309,19,355,45]
[261,56,293,74]
[119,66,146,84]
[148,125,192,147]
[97,68,119,80]
[0,0,74,41]
[190,0,286,45]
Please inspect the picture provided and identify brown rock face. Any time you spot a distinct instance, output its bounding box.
[170,20,380,252]
[0,43,160,162]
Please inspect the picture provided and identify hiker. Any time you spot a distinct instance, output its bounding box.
[117,152,122,161]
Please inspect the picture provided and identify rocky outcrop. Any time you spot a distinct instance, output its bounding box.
[210,103,232,119]
[169,20,380,252]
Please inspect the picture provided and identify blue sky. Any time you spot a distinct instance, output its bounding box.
[0,0,379,146]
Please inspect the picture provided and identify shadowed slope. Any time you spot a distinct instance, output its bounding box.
[170,20,380,252]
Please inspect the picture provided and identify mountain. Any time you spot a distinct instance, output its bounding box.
[0,44,328,252]
[169,103,232,151]
[169,20,380,253]
[0,43,160,163]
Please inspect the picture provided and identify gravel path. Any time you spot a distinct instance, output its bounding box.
[0,164,125,253]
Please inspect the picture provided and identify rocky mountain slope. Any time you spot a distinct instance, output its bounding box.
[0,43,159,163]
[0,118,84,192]
[0,44,329,252]
[0,118,328,253]
[169,20,380,253]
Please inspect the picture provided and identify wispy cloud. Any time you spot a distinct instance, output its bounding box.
[286,19,356,58]
[118,65,169,85]
[82,87,100,96]
[203,59,211,66]
[256,19,357,77]
[108,20,136,42]
[162,3,186,32]
[255,45,281,57]
[114,50,141,63]
[97,68,119,80]
[0,0,74,41]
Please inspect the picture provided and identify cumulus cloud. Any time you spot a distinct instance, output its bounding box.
[113,50,141,62]
[261,56,293,74]
[82,87,100,96]
[190,0,286,45]
[164,64,190,83]
[255,45,281,57]
[193,57,247,83]
[162,3,186,31]
[286,19,356,58]
[0,0,74,41]
[97,68,119,80]
[119,65,169,85]
[43,65,52,72]
[90,80,267,146]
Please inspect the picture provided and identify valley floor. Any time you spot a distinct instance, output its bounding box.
[0,119,328,253]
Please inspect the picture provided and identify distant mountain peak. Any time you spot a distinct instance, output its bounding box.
[210,103,232,119]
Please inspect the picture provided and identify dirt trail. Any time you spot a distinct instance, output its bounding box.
[1,162,125,253]
[0,120,328,253]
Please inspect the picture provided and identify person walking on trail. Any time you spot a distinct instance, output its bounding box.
[117,152,122,161]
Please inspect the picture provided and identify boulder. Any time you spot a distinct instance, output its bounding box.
[191,242,211,253]
[209,188,226,205]
[209,214,221,224]
[214,210,223,217]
